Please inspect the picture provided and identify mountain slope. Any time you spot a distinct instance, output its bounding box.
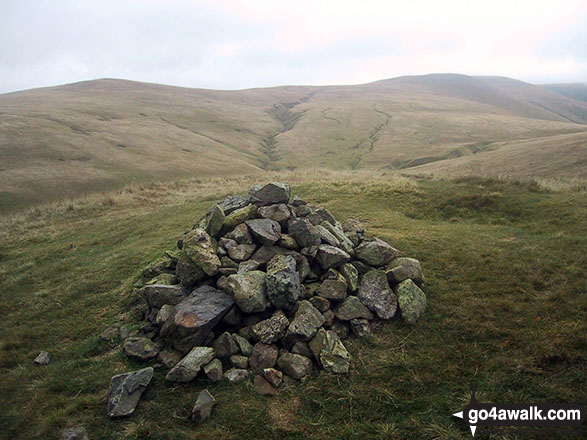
[542,83,587,103]
[1,74,587,213]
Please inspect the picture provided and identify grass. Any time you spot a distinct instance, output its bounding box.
[0,172,586,439]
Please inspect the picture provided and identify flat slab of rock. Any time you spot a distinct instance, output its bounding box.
[320,331,351,374]
[266,254,301,311]
[355,238,401,267]
[334,296,374,321]
[245,218,281,245]
[254,374,276,395]
[161,285,234,352]
[165,347,215,382]
[122,337,161,360]
[289,219,321,248]
[192,389,216,423]
[258,204,291,225]
[358,269,397,320]
[277,352,313,379]
[395,279,427,324]
[34,351,50,365]
[107,367,154,418]
[140,284,186,309]
[285,300,325,344]
[315,245,351,270]
[249,182,291,206]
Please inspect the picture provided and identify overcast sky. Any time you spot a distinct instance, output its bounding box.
[1,0,586,93]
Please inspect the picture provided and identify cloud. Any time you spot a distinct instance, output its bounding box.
[0,0,586,93]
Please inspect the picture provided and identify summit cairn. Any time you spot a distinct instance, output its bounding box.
[110,182,427,416]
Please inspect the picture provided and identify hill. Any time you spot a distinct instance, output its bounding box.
[2,74,587,213]
[0,174,585,439]
[543,83,587,103]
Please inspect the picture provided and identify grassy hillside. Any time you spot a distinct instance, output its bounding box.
[2,75,587,214]
[1,172,585,439]
[403,131,587,182]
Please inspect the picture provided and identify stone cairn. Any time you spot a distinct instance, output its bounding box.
[108,182,427,421]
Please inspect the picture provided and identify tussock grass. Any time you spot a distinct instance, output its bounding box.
[0,172,585,439]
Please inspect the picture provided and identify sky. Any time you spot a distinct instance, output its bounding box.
[1,0,586,93]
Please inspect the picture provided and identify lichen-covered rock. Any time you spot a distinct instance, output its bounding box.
[340,263,359,292]
[107,367,153,418]
[258,203,291,225]
[395,279,427,325]
[191,389,216,423]
[226,223,254,244]
[318,270,348,301]
[266,254,301,311]
[157,349,183,368]
[175,253,206,287]
[143,255,176,279]
[277,352,313,379]
[228,243,257,262]
[309,328,327,364]
[350,318,371,337]
[263,368,283,388]
[165,347,215,382]
[314,224,340,247]
[222,204,258,233]
[334,296,374,321]
[386,257,425,286]
[251,311,289,344]
[321,221,355,255]
[156,304,175,326]
[289,218,322,248]
[285,300,325,344]
[230,354,249,369]
[205,205,225,237]
[245,218,282,245]
[355,238,401,267]
[278,234,299,250]
[233,333,253,356]
[292,341,313,358]
[315,245,351,270]
[320,331,351,374]
[140,284,186,309]
[161,286,234,352]
[182,228,221,276]
[203,358,223,382]
[249,342,279,369]
[227,271,268,313]
[309,296,330,313]
[215,195,249,215]
[249,182,291,206]
[122,337,161,360]
[358,269,397,319]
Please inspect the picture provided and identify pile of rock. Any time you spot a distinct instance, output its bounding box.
[108,182,427,419]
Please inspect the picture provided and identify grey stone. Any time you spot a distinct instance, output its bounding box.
[226,223,253,244]
[321,221,355,255]
[285,300,325,344]
[277,353,313,379]
[355,238,401,267]
[249,182,291,206]
[233,334,253,356]
[34,351,50,365]
[212,332,239,358]
[224,368,250,383]
[291,341,313,358]
[238,259,262,274]
[315,244,351,270]
[320,331,351,374]
[266,254,301,311]
[191,389,216,423]
[175,253,206,287]
[143,255,175,279]
[395,279,427,325]
[62,426,89,440]
[249,342,279,369]
[140,284,186,309]
[245,219,281,245]
[334,296,374,321]
[107,367,154,418]
[258,203,291,225]
[386,257,425,286]
[309,296,331,312]
[322,309,335,327]
[165,347,215,382]
[222,204,258,233]
[203,358,223,382]
[309,328,327,364]
[215,195,249,215]
[221,305,242,326]
[161,286,234,352]
[227,271,268,313]
[155,304,175,326]
[314,224,340,247]
[228,243,257,262]
[289,219,321,248]
[278,234,299,250]
[251,312,289,344]
[331,321,350,339]
[182,228,221,276]
[122,337,161,360]
[358,269,397,320]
